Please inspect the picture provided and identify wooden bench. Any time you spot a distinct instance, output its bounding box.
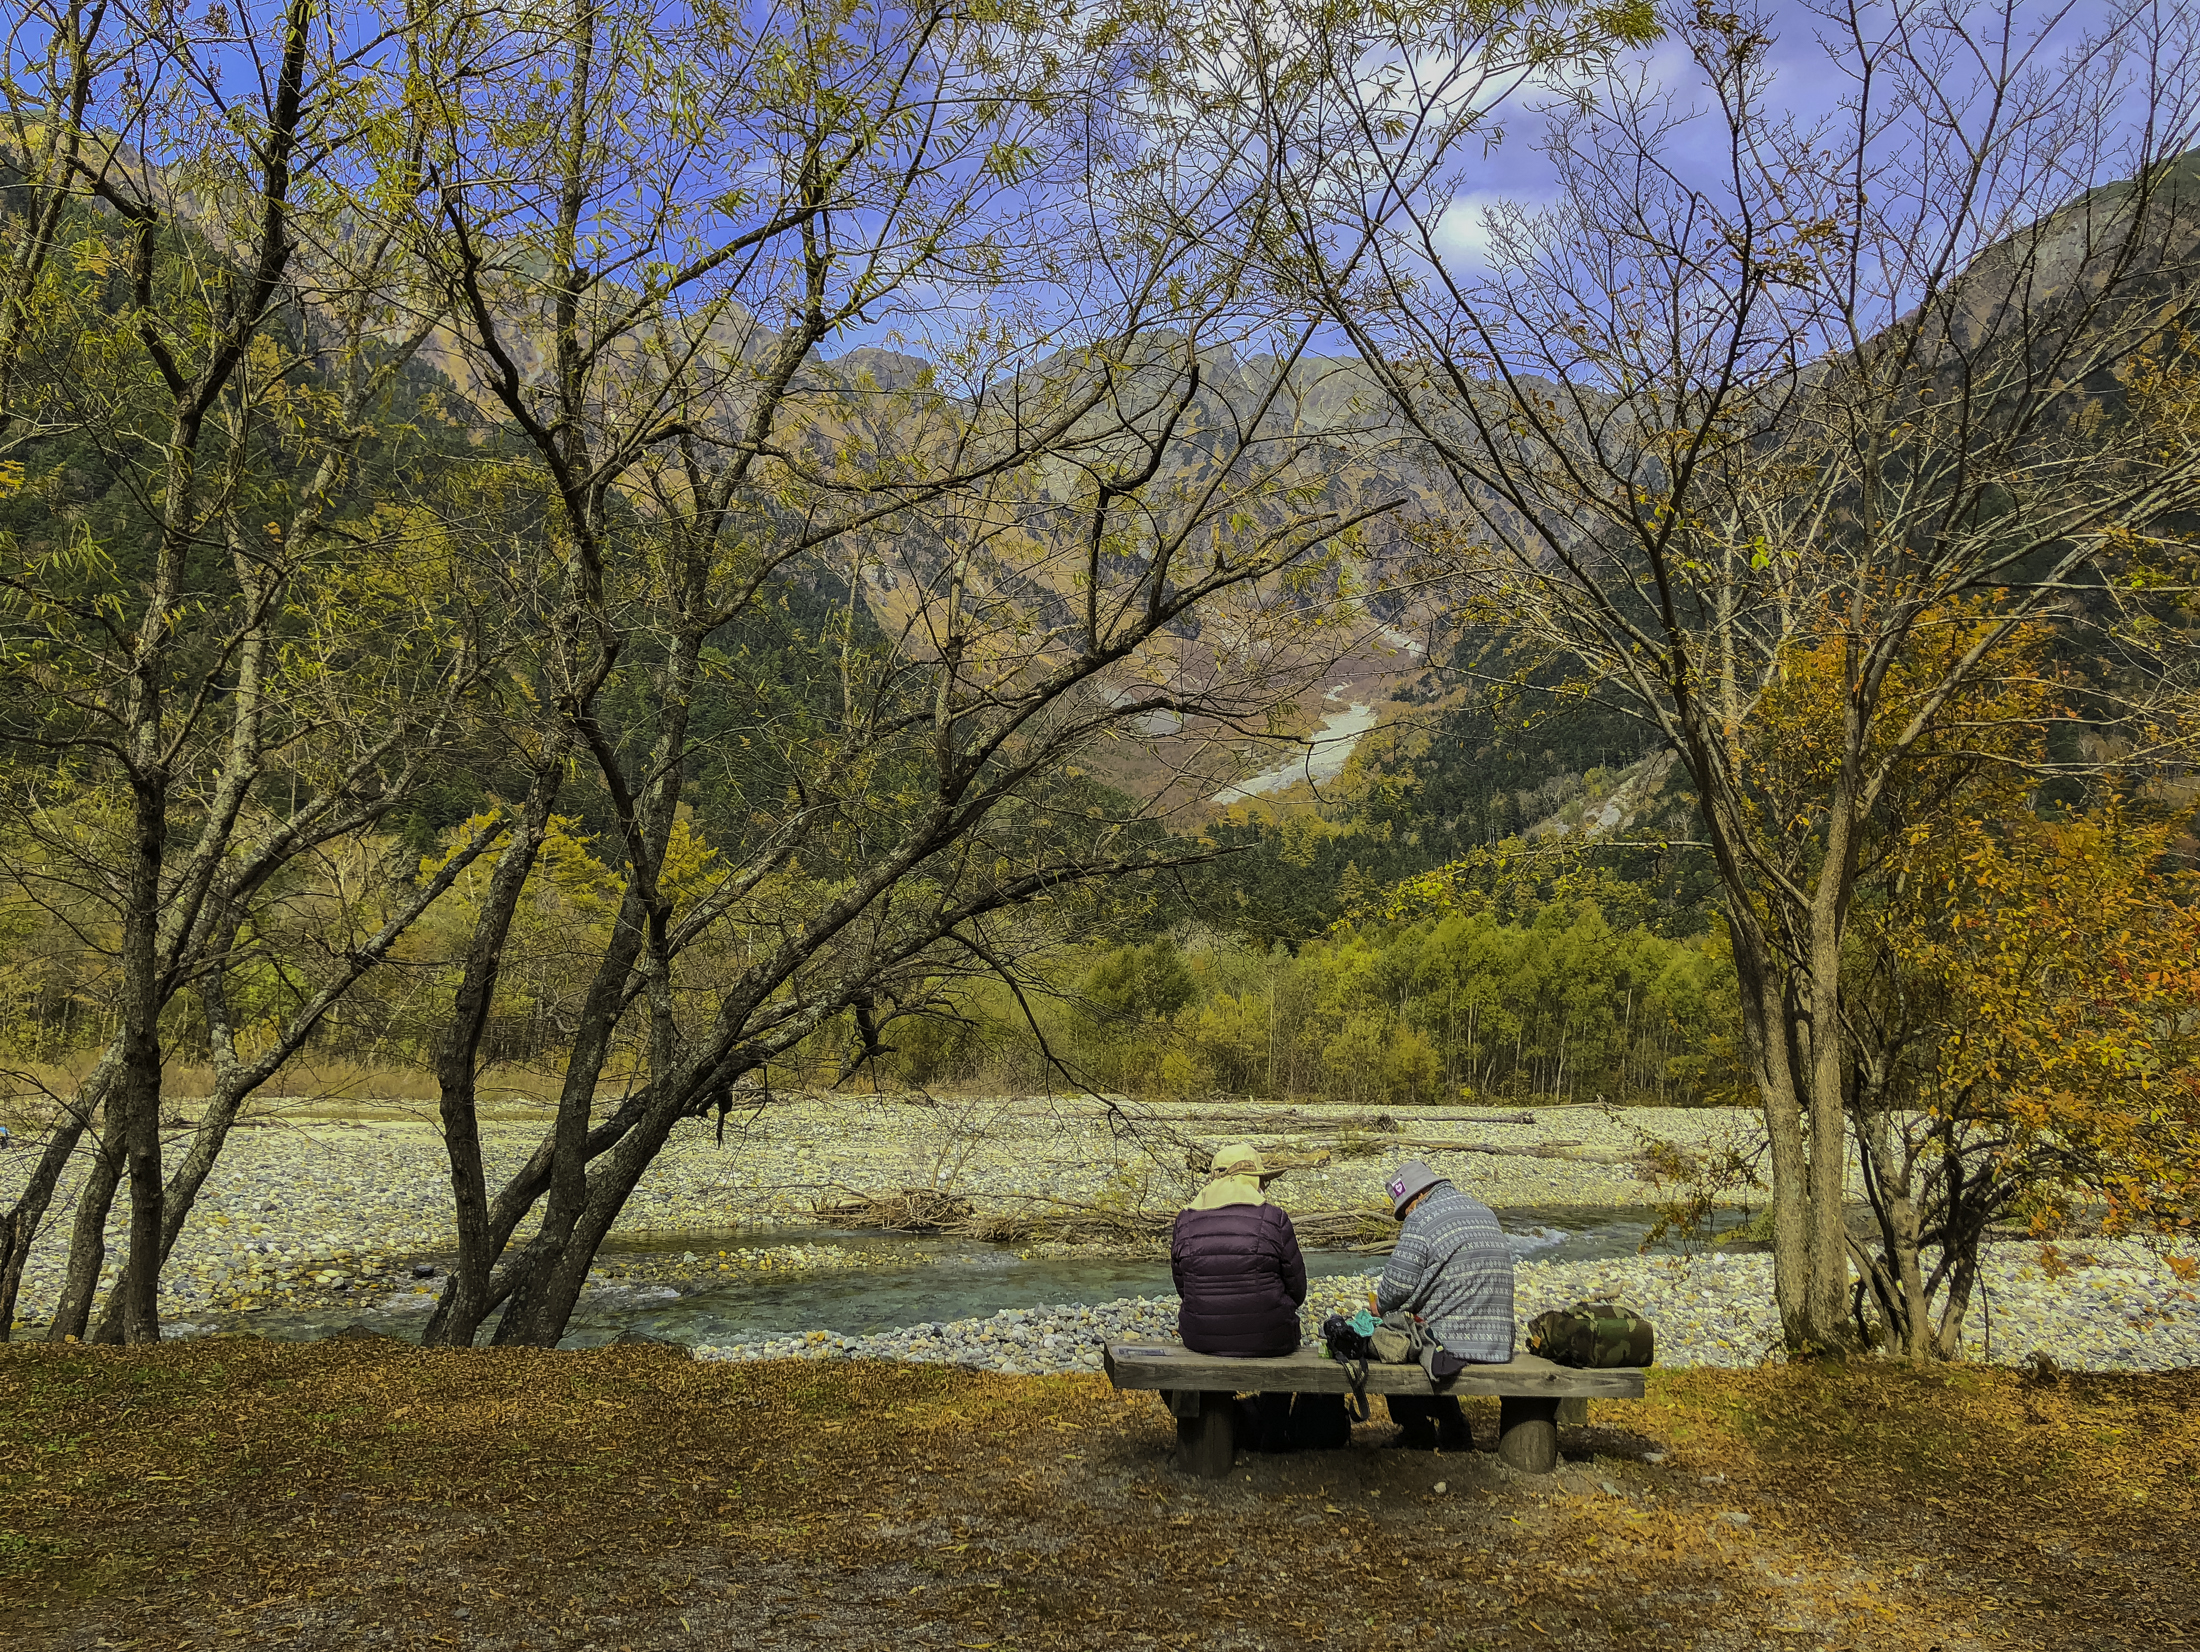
[1103,1342,1645,1477]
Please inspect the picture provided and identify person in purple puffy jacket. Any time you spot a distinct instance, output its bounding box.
[1172,1143,1327,1452]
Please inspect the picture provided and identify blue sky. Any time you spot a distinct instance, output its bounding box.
[1424,0,2173,271]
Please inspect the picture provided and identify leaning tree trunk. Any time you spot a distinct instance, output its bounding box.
[1932,1258,1981,1361]
[497,608,703,1347]
[420,769,562,1348]
[483,877,660,1346]
[0,1052,120,1340]
[47,1103,129,1342]
[0,1125,83,1341]
[445,606,704,1350]
[489,1077,700,1347]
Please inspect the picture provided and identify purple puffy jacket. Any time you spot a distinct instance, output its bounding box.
[1170,1202,1308,1357]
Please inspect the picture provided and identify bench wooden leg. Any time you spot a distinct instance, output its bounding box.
[1497,1396,1559,1474]
[1557,1397,1589,1427]
[1175,1390,1235,1478]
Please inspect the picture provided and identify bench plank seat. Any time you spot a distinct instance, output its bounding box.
[1103,1343,1646,1399]
[1102,1342,1646,1478]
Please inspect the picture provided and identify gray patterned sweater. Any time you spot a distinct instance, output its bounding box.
[1376,1182,1515,1362]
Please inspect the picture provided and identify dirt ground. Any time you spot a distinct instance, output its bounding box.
[1,1339,2194,1651]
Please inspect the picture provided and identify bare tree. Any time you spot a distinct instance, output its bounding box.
[1267,0,2200,1346]
[386,0,1548,1348]
[0,0,499,1341]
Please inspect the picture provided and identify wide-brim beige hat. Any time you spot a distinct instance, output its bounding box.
[1208,1141,1265,1178]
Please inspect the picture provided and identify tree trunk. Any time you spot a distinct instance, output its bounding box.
[1893,1206,1930,1358]
[1801,848,1857,1351]
[502,873,661,1321]
[1930,1131,1995,1361]
[1933,1254,1980,1361]
[110,764,171,1343]
[89,1065,250,1344]
[467,600,705,1350]
[1852,1111,1933,1358]
[0,1053,119,1340]
[422,770,562,1347]
[490,1086,692,1348]
[94,830,507,1345]
[48,1103,128,1342]
[0,1129,80,1340]
[1726,912,1818,1348]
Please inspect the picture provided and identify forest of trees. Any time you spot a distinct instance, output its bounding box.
[983,906,1732,1109]
[6,888,1737,1113]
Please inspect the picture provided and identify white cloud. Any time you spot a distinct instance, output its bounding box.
[1431,191,1512,270]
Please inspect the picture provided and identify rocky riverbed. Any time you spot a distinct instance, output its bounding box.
[2,1097,1754,1330]
[6,1097,2192,1379]
[693,1242,2200,1375]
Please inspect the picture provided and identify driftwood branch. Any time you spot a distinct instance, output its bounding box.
[1184,1135,1648,1169]
[810,1188,1397,1251]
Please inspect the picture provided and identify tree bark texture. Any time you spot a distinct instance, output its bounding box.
[1724,909,1834,1349]
[422,773,563,1348]
[0,1053,119,1341]
[48,1104,127,1342]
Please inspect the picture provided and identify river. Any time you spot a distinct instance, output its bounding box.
[186,1204,1754,1348]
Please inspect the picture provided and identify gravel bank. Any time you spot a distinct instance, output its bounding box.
[2,1098,1756,1330]
[12,1098,2187,1381]
[693,1241,2200,1376]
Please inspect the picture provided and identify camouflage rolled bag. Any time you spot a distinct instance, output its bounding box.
[1525,1300,1656,1368]
[1370,1310,1472,1383]
[1367,1310,1435,1364]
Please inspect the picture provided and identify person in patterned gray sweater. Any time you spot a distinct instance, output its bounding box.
[1376,1160,1515,1449]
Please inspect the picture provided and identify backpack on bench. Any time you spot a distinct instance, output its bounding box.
[1525,1300,1656,1368]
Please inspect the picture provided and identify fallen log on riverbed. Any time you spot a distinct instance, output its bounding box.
[812,1189,1397,1251]
[1185,1108,1540,1131]
[810,1189,1156,1244]
[810,1188,979,1233]
[1179,1144,1336,1174]
[1394,1138,1648,1167]
[1182,1135,1648,1169]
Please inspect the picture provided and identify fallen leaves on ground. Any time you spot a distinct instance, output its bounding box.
[0,1337,2193,1650]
